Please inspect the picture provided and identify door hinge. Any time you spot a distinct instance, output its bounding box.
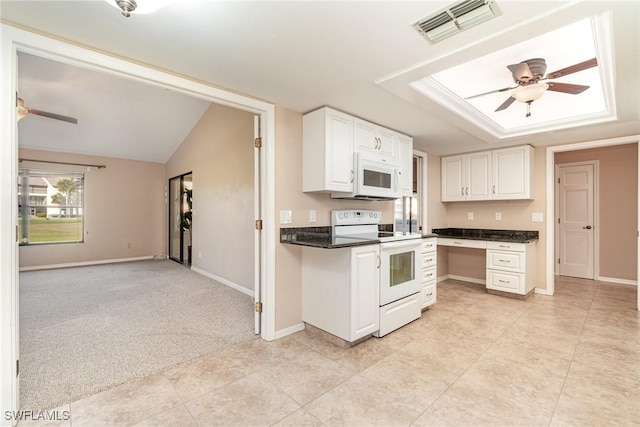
[254,137,262,148]
[255,302,263,313]
[558,178,560,184]
[255,219,263,230]
[558,258,561,264]
[558,218,560,224]
[16,359,19,376]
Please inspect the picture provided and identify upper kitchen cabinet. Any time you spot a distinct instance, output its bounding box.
[492,145,534,200]
[397,135,414,197]
[441,151,492,201]
[303,107,354,193]
[441,145,533,202]
[354,118,396,159]
[303,107,414,196]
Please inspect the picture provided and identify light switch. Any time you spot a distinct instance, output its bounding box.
[280,210,292,224]
[532,212,544,222]
[467,212,474,220]
[495,212,502,221]
[309,210,317,223]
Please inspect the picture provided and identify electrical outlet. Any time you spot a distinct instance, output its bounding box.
[198,251,202,258]
[532,212,544,222]
[309,210,317,223]
[280,210,292,224]
[467,212,474,220]
[495,212,502,221]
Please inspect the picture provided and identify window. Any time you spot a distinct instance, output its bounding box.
[395,156,422,233]
[18,169,84,245]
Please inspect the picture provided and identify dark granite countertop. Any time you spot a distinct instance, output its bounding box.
[422,234,438,238]
[432,228,538,243]
[280,226,380,249]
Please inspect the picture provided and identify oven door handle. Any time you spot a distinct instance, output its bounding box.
[380,240,421,250]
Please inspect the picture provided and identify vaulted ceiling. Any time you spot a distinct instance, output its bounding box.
[2,1,638,161]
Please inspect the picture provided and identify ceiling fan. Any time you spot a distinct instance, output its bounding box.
[466,57,598,117]
[16,96,78,124]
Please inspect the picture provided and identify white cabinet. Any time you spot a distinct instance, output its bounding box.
[420,237,437,309]
[492,145,534,200]
[302,244,379,342]
[354,118,396,159]
[486,241,536,296]
[441,151,491,201]
[397,135,414,197]
[303,107,413,198]
[303,107,354,193]
[441,145,533,202]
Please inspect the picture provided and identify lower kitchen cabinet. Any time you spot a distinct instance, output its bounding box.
[486,241,536,296]
[421,237,437,309]
[301,244,380,342]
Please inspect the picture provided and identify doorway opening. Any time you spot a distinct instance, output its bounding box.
[169,172,193,266]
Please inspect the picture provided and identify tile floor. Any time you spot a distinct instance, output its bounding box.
[18,278,639,426]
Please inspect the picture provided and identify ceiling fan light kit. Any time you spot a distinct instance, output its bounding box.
[104,0,176,17]
[511,83,548,103]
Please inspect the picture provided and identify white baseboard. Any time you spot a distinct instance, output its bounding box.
[19,255,154,272]
[191,266,255,297]
[274,322,305,340]
[597,276,638,286]
[535,288,551,295]
[448,274,486,285]
[437,274,449,283]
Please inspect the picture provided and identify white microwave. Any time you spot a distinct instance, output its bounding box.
[332,153,402,200]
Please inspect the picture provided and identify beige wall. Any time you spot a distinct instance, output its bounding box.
[19,149,166,268]
[166,103,255,292]
[274,107,395,331]
[555,144,638,280]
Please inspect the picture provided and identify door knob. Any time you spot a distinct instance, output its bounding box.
[583,225,592,229]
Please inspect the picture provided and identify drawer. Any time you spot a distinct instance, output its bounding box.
[422,253,436,267]
[486,241,526,252]
[422,283,436,307]
[437,238,487,249]
[422,238,437,252]
[487,270,523,293]
[421,266,436,283]
[487,250,525,273]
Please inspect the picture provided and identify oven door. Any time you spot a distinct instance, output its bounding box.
[379,239,422,306]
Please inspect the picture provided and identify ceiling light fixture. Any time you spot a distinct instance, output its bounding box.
[104,0,176,17]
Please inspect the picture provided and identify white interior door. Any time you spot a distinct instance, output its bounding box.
[558,163,595,279]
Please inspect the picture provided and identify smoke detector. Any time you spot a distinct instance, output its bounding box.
[413,0,501,44]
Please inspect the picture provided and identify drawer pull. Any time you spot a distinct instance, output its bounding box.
[426,292,433,297]
[498,259,511,263]
[498,279,510,283]
[454,241,463,245]
[499,245,510,248]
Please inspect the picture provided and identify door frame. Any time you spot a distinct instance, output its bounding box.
[545,135,640,309]
[168,172,193,265]
[1,24,277,421]
[554,161,599,279]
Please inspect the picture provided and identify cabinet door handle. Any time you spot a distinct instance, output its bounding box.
[493,185,496,194]
[461,187,464,196]
[350,170,354,183]
[377,255,381,268]
[466,187,469,196]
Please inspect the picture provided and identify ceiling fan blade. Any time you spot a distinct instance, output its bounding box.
[27,108,78,124]
[546,82,590,94]
[465,85,518,100]
[507,62,533,82]
[544,58,597,80]
[495,96,516,112]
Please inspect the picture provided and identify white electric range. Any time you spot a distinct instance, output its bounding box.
[332,210,423,337]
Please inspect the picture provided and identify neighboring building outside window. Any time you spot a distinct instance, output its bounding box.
[18,169,84,245]
[394,156,421,233]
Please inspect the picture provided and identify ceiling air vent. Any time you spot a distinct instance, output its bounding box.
[413,0,501,44]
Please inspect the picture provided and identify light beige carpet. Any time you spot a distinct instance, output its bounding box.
[19,259,256,410]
